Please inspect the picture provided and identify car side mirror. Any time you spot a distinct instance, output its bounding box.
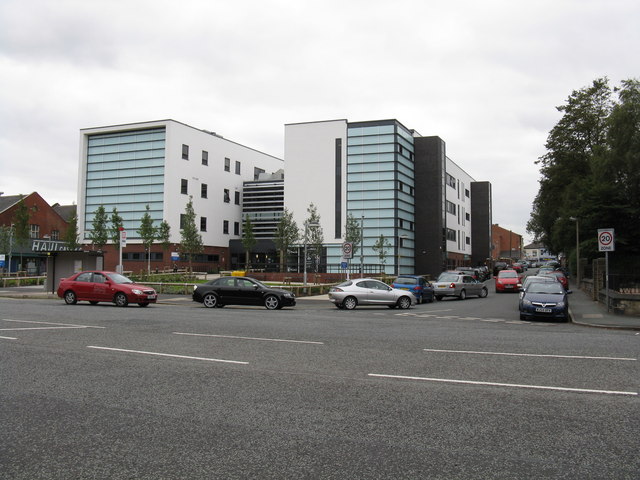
[566,290,572,294]
[253,285,259,289]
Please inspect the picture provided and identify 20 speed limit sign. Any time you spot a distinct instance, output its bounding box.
[342,242,353,259]
[598,229,615,252]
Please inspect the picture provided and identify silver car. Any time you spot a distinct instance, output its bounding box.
[433,273,488,300]
[328,278,416,310]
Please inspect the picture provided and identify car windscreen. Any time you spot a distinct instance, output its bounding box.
[527,283,564,294]
[437,273,459,283]
[394,277,417,285]
[499,271,518,278]
[108,273,134,284]
[337,280,353,287]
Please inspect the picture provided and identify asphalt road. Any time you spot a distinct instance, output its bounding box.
[1,288,638,479]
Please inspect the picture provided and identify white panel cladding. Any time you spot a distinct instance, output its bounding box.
[284,120,347,242]
[445,157,475,255]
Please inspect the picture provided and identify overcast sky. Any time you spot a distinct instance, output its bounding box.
[1,0,638,243]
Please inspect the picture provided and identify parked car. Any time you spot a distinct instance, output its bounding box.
[511,263,524,273]
[192,276,296,309]
[520,275,560,298]
[432,273,488,300]
[493,262,508,277]
[391,275,434,304]
[541,271,569,290]
[328,278,415,310]
[519,281,572,322]
[57,271,157,307]
[457,267,481,281]
[494,269,522,293]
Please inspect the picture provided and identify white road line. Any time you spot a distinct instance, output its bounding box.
[422,348,637,361]
[87,346,249,365]
[368,374,638,396]
[0,326,93,331]
[0,335,17,340]
[173,332,324,345]
[2,319,105,329]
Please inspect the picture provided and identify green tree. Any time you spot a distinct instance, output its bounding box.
[274,208,299,272]
[0,225,11,255]
[179,196,203,272]
[371,234,391,267]
[63,212,80,251]
[157,220,171,254]
[304,203,324,272]
[12,197,30,270]
[89,205,109,251]
[344,212,362,257]
[137,205,158,275]
[241,215,257,269]
[109,207,124,251]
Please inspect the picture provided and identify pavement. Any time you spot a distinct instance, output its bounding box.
[0,283,638,331]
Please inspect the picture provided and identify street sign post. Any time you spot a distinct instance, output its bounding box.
[598,229,614,312]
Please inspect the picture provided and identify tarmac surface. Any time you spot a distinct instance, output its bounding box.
[0,281,638,331]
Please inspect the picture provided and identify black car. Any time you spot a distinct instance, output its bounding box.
[493,262,508,277]
[192,276,296,309]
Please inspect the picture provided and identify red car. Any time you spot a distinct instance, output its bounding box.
[541,271,569,290]
[495,269,522,293]
[57,271,157,307]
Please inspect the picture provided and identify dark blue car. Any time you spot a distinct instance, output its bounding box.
[391,275,434,304]
[519,281,571,321]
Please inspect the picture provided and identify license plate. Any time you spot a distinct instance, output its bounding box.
[438,285,447,289]
[147,295,156,299]
[399,287,409,291]
[505,285,513,288]
[535,307,552,313]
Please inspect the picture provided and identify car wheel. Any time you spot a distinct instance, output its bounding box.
[343,296,358,310]
[64,290,77,305]
[459,289,466,300]
[114,292,129,307]
[203,293,218,308]
[265,295,280,310]
[138,303,149,307]
[397,296,412,309]
[479,287,488,298]
[89,301,99,305]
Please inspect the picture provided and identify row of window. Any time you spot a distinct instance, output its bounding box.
[180,179,241,204]
[122,252,221,263]
[181,144,243,174]
[27,225,59,240]
[179,215,240,236]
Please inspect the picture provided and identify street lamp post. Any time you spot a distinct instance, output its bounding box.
[570,217,580,286]
[303,222,319,287]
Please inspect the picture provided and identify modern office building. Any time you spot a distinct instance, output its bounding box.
[77,120,284,271]
[285,119,492,277]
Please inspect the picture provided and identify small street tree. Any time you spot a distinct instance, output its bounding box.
[344,212,362,257]
[274,208,299,272]
[241,215,257,270]
[137,205,157,275]
[179,196,203,272]
[371,234,391,269]
[13,198,31,271]
[157,220,172,263]
[109,207,124,251]
[89,205,109,251]
[304,203,324,273]
[63,212,80,251]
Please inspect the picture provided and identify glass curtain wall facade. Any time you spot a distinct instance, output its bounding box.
[84,128,166,239]
[342,120,415,274]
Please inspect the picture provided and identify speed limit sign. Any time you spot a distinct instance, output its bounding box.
[342,242,353,259]
[598,229,615,252]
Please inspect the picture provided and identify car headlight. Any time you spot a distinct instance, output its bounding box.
[521,299,532,306]
[132,289,143,295]
[556,301,565,308]
[283,293,293,298]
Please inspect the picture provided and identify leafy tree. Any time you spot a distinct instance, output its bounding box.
[274,208,299,272]
[179,196,203,272]
[241,215,257,269]
[89,205,109,251]
[109,207,124,251]
[63,212,80,250]
[344,213,362,257]
[12,197,30,270]
[137,205,157,274]
[0,225,11,255]
[304,203,324,272]
[157,220,171,253]
[371,234,391,267]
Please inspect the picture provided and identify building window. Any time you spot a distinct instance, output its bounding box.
[202,150,208,165]
[51,230,59,241]
[201,183,208,198]
[465,188,470,198]
[181,179,188,195]
[223,220,229,234]
[446,173,456,189]
[182,144,189,160]
[446,228,456,242]
[224,189,230,203]
[200,217,207,232]
[446,200,456,215]
[466,236,471,245]
[466,212,470,222]
[30,224,40,239]
[234,222,240,236]
[234,191,240,205]
[235,160,241,175]
[224,157,230,172]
